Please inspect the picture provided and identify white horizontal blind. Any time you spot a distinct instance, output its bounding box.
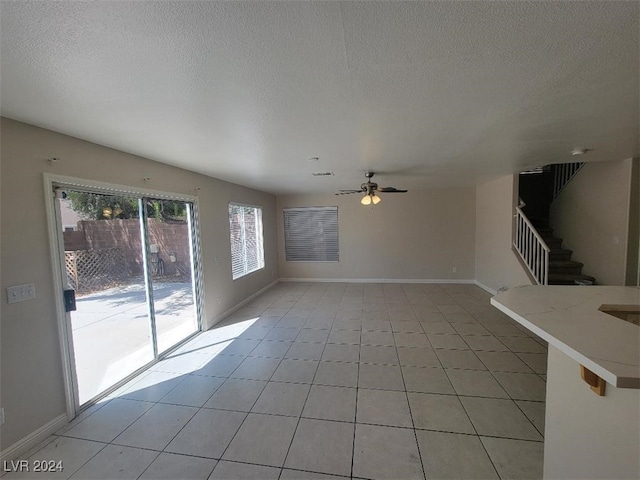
[284,207,339,262]
[229,204,264,280]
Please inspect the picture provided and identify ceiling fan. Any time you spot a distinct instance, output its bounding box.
[335,172,408,205]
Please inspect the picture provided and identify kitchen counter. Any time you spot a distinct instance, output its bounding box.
[491,285,640,479]
[491,285,640,388]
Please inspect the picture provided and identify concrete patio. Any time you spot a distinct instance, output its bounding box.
[71,280,197,405]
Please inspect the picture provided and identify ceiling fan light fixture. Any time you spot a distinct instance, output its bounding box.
[338,172,406,205]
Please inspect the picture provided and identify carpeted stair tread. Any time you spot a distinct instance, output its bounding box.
[536,227,554,236]
[530,218,550,229]
[549,248,572,261]
[549,260,584,274]
[543,237,563,248]
[548,273,596,285]
[549,247,572,255]
[549,260,583,268]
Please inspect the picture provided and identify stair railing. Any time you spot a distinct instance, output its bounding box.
[553,162,584,198]
[514,206,550,285]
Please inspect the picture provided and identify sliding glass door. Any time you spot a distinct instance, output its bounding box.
[55,187,200,408]
[144,200,198,354]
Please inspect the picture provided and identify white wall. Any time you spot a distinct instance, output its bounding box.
[544,346,640,479]
[549,159,634,285]
[277,188,476,281]
[0,118,278,450]
[475,175,532,292]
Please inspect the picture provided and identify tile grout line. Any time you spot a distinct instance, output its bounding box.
[432,287,501,478]
[279,298,338,478]
[105,342,242,476]
[164,293,289,475]
[149,314,276,479]
[437,296,503,480]
[460,300,544,478]
[69,441,119,480]
[350,304,364,479]
[210,302,294,473]
[391,290,428,480]
[477,354,546,439]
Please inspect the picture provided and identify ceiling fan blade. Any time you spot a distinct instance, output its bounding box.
[379,187,408,193]
[335,190,364,195]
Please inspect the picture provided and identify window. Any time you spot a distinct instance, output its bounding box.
[229,203,264,279]
[283,206,339,262]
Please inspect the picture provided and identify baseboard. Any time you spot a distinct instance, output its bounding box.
[474,280,498,296]
[0,413,68,462]
[207,279,281,328]
[279,278,477,285]
[280,277,500,295]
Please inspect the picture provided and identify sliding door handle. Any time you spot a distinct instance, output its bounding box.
[63,289,76,312]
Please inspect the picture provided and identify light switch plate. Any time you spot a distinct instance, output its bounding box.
[6,283,36,304]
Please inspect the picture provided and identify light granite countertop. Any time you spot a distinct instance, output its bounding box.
[491,286,640,388]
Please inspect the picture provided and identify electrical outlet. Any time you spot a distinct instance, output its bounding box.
[1,408,5,425]
[452,267,457,273]
[6,283,36,304]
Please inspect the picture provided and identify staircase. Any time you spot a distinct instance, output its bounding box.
[532,222,596,285]
[516,162,596,286]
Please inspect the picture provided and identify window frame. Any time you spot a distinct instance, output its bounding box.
[228,202,265,280]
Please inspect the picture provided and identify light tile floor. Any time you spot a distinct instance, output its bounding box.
[4,283,546,480]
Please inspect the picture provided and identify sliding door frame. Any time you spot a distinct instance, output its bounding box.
[43,173,205,419]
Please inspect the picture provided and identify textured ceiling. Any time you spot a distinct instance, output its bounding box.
[1,1,638,194]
